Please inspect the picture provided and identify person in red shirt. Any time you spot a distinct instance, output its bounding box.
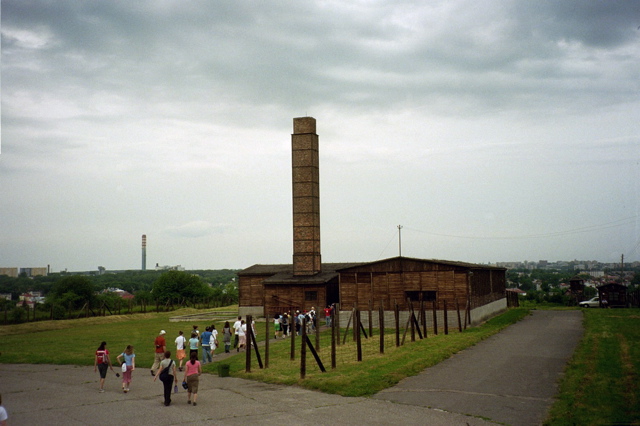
[94,341,115,392]
[151,330,166,376]
[324,305,332,327]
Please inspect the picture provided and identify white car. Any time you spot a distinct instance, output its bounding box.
[579,296,600,308]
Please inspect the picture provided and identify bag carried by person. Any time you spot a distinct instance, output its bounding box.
[159,360,173,382]
[121,362,127,373]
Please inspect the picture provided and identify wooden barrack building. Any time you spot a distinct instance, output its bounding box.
[239,256,507,326]
[238,117,508,326]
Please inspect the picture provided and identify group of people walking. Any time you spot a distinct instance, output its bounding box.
[152,348,202,406]
[91,311,325,406]
[272,305,334,339]
[151,327,217,406]
[172,325,219,371]
[93,323,218,407]
[94,341,135,393]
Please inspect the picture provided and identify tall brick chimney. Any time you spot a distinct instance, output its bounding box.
[292,117,321,276]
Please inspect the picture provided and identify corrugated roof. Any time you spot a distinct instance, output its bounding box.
[333,256,507,271]
[238,262,367,275]
[263,270,339,285]
[238,257,504,278]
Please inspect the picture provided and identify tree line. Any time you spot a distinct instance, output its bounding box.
[0,269,239,323]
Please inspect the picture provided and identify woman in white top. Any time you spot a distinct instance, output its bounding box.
[210,325,219,355]
[175,331,187,371]
[237,320,246,352]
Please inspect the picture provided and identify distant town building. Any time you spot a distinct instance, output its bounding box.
[0,267,19,278]
[103,288,135,300]
[155,264,185,271]
[18,292,45,308]
[0,267,48,277]
[506,288,527,297]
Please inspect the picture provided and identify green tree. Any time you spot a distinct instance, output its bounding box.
[47,275,96,310]
[95,292,121,312]
[152,271,208,303]
[11,306,27,323]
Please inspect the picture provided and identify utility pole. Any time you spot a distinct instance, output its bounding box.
[398,225,403,257]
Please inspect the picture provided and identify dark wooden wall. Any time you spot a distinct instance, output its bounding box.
[336,259,492,311]
[239,259,506,316]
[264,284,327,316]
[238,275,268,308]
[469,269,505,308]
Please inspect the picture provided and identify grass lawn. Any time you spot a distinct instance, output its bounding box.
[0,307,242,367]
[544,308,640,425]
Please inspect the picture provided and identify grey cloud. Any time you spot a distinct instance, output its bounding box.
[512,1,640,48]
[4,0,637,120]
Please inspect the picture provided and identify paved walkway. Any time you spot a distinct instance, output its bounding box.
[374,310,583,425]
[0,310,582,425]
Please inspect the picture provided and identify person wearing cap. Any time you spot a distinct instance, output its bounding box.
[151,330,167,376]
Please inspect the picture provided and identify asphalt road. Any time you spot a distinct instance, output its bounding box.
[0,310,582,425]
[374,310,583,425]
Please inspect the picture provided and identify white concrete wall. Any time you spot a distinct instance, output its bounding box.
[469,298,508,326]
[239,306,264,319]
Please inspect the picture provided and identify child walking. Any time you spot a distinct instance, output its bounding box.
[116,345,136,393]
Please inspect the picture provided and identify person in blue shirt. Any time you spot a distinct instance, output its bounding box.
[200,327,213,364]
[116,345,136,393]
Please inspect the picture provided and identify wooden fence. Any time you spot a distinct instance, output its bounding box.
[241,300,474,378]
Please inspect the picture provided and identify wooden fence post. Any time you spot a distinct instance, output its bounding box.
[432,300,438,335]
[394,300,400,347]
[355,309,362,362]
[352,306,357,342]
[408,298,415,342]
[335,304,340,346]
[456,300,462,332]
[368,299,373,338]
[265,314,270,369]
[249,319,263,369]
[301,317,307,379]
[421,299,427,338]
[331,308,336,369]
[290,313,296,360]
[444,300,449,335]
[379,302,385,354]
[246,315,252,373]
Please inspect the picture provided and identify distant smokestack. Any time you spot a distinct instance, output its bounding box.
[292,117,321,276]
[141,234,147,271]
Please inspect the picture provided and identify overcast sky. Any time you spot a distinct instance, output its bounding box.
[2,1,639,272]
